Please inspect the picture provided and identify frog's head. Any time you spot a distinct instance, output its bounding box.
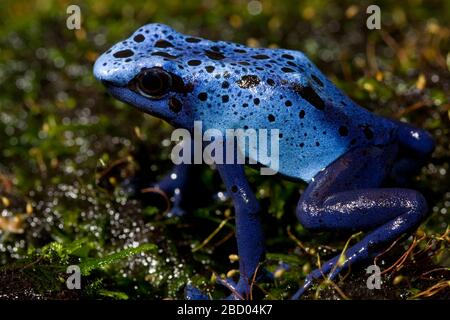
[94,23,201,129]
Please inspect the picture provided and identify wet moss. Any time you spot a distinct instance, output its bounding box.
[0,0,448,300]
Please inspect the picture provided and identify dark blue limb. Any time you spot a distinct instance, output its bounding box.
[217,164,265,299]
[151,163,192,217]
[185,163,265,300]
[293,144,428,299]
[126,137,196,217]
[389,121,434,185]
[185,284,209,300]
[390,156,425,185]
[121,163,193,217]
[394,120,435,156]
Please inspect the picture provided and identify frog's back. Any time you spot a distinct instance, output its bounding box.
[208,52,398,181]
[95,24,397,181]
[156,30,397,181]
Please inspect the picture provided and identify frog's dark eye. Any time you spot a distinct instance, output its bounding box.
[136,68,172,99]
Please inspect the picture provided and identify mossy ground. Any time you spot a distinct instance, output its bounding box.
[0,0,449,300]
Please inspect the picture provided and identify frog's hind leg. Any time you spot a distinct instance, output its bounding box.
[292,144,429,299]
[394,120,435,156]
[389,120,435,184]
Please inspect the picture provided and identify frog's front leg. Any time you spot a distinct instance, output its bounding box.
[145,162,193,217]
[186,163,265,300]
[217,163,265,299]
[123,138,197,217]
[292,144,429,299]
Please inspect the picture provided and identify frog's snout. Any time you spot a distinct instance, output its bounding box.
[93,51,136,87]
[93,54,114,83]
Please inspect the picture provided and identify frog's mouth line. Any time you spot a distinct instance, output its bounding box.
[101,81,154,115]
[101,81,177,125]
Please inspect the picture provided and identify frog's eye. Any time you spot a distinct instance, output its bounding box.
[136,68,172,99]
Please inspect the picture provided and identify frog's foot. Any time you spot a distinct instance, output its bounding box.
[184,278,251,300]
[184,284,210,300]
[292,145,428,299]
[123,163,193,217]
[183,279,240,300]
[291,246,375,299]
[223,277,251,300]
[223,271,274,300]
[185,268,273,300]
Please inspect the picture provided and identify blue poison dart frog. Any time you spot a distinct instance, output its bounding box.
[93,23,435,299]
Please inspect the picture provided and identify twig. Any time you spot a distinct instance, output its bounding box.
[419,267,450,279]
[328,279,350,300]
[395,100,432,118]
[330,231,362,276]
[381,234,426,275]
[214,272,244,300]
[286,226,315,256]
[249,263,261,301]
[212,230,235,249]
[96,157,130,179]
[311,233,360,299]
[410,281,450,299]
[366,38,378,76]
[140,187,171,215]
[373,234,405,266]
[192,217,233,252]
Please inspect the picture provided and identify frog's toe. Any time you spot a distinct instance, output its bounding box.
[221,273,274,300]
[166,204,187,218]
[184,277,243,300]
[184,284,210,300]
[213,275,247,300]
[291,271,320,299]
[222,281,245,300]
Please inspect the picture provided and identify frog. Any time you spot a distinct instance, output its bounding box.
[93,23,435,299]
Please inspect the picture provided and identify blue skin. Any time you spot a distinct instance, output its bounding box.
[93,23,435,299]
